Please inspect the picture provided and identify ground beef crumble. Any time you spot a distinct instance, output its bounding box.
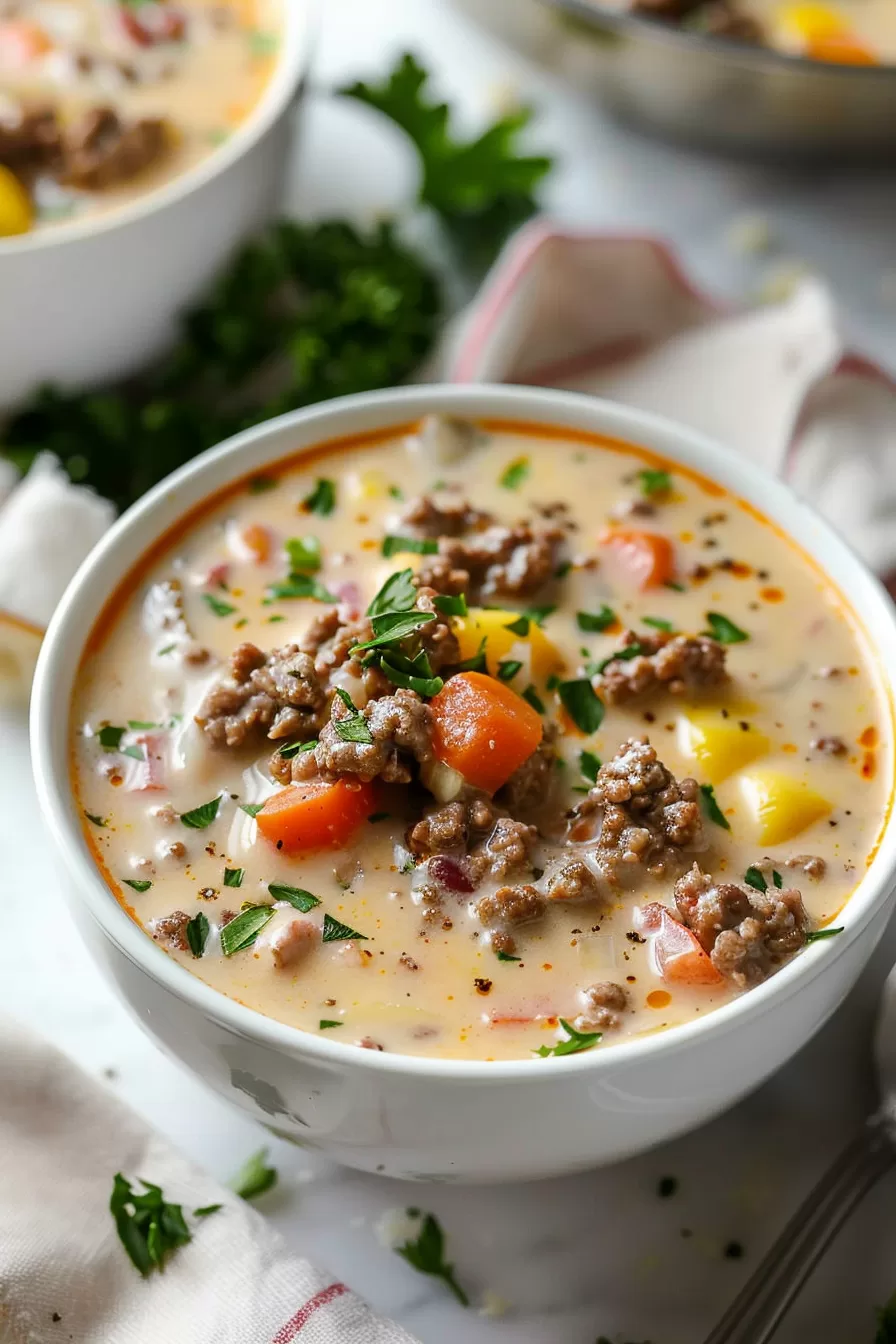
[151,911,190,951]
[545,858,605,904]
[398,493,491,538]
[295,688,433,785]
[195,643,326,747]
[469,817,538,883]
[476,883,545,929]
[498,727,558,815]
[572,737,704,878]
[438,523,565,602]
[674,863,808,987]
[62,107,170,190]
[598,630,728,704]
[406,796,499,859]
[573,981,629,1033]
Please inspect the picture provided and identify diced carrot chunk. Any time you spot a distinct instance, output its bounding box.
[256,778,374,854]
[239,523,272,564]
[0,19,52,67]
[430,671,543,794]
[805,32,877,63]
[653,908,723,986]
[599,528,675,589]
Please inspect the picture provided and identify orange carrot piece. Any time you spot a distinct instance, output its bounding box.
[805,32,877,63]
[240,523,272,564]
[256,778,375,853]
[0,19,52,67]
[430,671,543,794]
[653,909,723,986]
[599,528,675,590]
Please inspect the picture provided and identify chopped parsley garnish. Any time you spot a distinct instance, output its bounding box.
[497,659,522,682]
[576,606,616,633]
[351,608,436,652]
[743,866,767,892]
[594,642,646,675]
[381,534,439,557]
[522,684,545,714]
[229,1148,277,1201]
[186,912,209,959]
[368,567,416,617]
[534,1018,601,1057]
[302,477,336,516]
[239,802,264,818]
[499,455,530,490]
[643,616,674,632]
[220,905,274,956]
[555,560,572,579]
[122,878,152,893]
[203,593,237,618]
[523,603,555,626]
[637,467,672,497]
[433,592,468,616]
[180,796,221,830]
[379,648,444,698]
[268,883,320,912]
[319,1019,343,1029]
[266,574,336,603]
[772,869,783,888]
[193,1204,222,1218]
[557,679,605,734]
[248,28,279,56]
[388,484,404,500]
[579,750,601,783]
[394,1212,469,1307]
[248,474,277,494]
[157,643,176,656]
[322,914,368,942]
[332,688,375,744]
[664,579,686,592]
[704,611,749,644]
[85,811,107,827]
[446,639,487,674]
[97,725,126,750]
[127,719,159,731]
[495,949,521,962]
[504,615,530,638]
[806,927,844,943]
[277,738,317,760]
[223,868,244,889]
[699,783,731,830]
[122,744,146,761]
[285,535,321,573]
[110,1174,191,1277]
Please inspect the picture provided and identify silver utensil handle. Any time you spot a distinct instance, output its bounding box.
[701,1111,896,1344]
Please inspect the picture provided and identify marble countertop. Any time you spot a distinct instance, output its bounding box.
[5,2,896,1338]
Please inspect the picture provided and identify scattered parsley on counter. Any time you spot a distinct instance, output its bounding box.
[699,783,731,831]
[637,467,672,497]
[180,796,221,829]
[322,914,368,942]
[557,679,605,734]
[223,867,244,888]
[110,1173,191,1277]
[122,878,152,893]
[268,883,320,912]
[394,1210,470,1306]
[186,912,209,959]
[229,1148,277,1201]
[499,456,530,490]
[704,611,749,644]
[220,905,273,956]
[302,478,336,517]
[577,605,616,633]
[806,927,844,943]
[202,593,237,618]
[534,1018,601,1058]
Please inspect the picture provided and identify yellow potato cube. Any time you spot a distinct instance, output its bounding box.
[345,469,392,502]
[739,767,832,845]
[777,3,847,40]
[677,711,769,784]
[0,165,33,238]
[454,607,563,683]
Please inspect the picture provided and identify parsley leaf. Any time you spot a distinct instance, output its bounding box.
[266,574,337,603]
[704,611,749,644]
[285,536,321,573]
[744,866,767,892]
[557,679,605,733]
[593,643,646,675]
[223,868,244,888]
[773,869,783,888]
[504,615,530,638]
[500,456,530,490]
[497,659,522,682]
[268,883,320,912]
[277,738,317,760]
[523,604,555,626]
[496,948,521,962]
[379,650,444,698]
[302,478,336,516]
[319,1018,343,1029]
[122,878,152,893]
[351,609,436,652]
[643,615,674,632]
[186,912,209,959]
[576,606,616,633]
[806,927,844,943]
[180,796,221,830]
[322,913,368,942]
[700,783,731,830]
[342,52,552,273]
[579,749,601,783]
[433,592,467,616]
[85,811,107,827]
[637,467,672,497]
[193,1204,222,1218]
[444,639,487,675]
[368,568,417,618]
[110,1174,192,1277]
[203,592,237,618]
[229,1148,277,1201]
[220,905,274,956]
[382,534,439,557]
[248,474,277,495]
[331,688,375,744]
[97,724,126,751]
[534,1017,601,1058]
[522,684,545,714]
[395,1211,469,1307]
[239,802,264,818]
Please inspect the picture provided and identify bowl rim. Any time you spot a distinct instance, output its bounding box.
[0,0,314,258]
[546,0,896,78]
[30,382,896,1081]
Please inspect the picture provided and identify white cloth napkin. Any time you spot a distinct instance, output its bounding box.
[0,1018,419,1344]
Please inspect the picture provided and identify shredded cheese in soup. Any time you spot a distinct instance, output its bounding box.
[71,417,892,1061]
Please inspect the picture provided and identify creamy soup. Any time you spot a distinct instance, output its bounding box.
[71,417,892,1062]
[0,0,279,236]
[617,1,896,65]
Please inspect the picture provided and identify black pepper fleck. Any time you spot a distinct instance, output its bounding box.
[626,930,646,944]
[473,977,493,994]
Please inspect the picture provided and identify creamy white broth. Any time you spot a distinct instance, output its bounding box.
[71,418,892,1061]
[0,0,279,231]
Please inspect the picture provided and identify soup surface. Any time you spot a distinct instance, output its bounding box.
[71,417,892,1061]
[0,0,279,236]
[613,1,896,65]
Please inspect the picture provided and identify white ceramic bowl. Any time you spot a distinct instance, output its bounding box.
[0,2,314,411]
[30,385,896,1183]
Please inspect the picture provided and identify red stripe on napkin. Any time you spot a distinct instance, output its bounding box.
[271,1283,349,1341]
